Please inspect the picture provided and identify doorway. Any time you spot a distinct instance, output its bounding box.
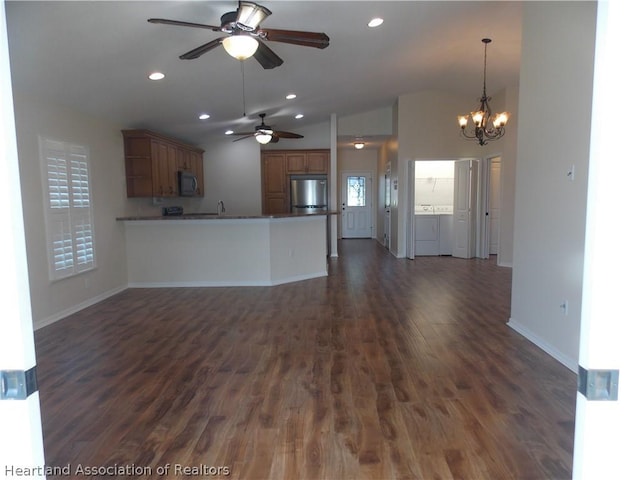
[341,172,373,238]
[384,164,391,249]
[480,156,502,258]
[409,159,479,258]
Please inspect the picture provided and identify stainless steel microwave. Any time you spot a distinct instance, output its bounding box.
[178,171,198,196]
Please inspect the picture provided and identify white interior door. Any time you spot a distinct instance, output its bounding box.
[341,172,372,238]
[384,167,391,249]
[406,161,415,259]
[488,157,501,255]
[452,160,478,258]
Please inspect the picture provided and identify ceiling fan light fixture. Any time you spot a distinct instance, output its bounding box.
[236,1,271,31]
[222,35,259,60]
[255,131,273,144]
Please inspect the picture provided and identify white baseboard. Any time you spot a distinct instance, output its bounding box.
[127,271,328,289]
[507,318,578,373]
[34,285,128,330]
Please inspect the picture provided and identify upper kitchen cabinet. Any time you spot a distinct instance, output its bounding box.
[261,149,330,214]
[122,130,205,198]
[285,150,329,174]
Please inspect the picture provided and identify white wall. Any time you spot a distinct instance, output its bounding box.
[508,2,597,371]
[13,92,129,328]
[337,106,394,137]
[498,85,519,267]
[124,217,327,286]
[198,136,262,215]
[261,120,331,151]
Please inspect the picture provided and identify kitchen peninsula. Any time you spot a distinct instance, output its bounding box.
[117,212,333,287]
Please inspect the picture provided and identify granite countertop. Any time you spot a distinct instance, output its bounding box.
[116,211,339,221]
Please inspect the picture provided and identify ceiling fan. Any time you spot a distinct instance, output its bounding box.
[230,113,304,144]
[148,1,330,69]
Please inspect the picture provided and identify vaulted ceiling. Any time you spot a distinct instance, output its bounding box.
[6,1,522,146]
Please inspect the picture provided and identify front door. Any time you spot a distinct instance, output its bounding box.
[341,172,372,238]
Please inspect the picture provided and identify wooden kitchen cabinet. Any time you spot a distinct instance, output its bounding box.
[261,152,288,214]
[189,150,205,196]
[305,151,329,173]
[122,130,204,197]
[285,150,329,174]
[261,149,329,214]
[151,140,178,197]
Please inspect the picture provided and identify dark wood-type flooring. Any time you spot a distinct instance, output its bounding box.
[35,239,576,479]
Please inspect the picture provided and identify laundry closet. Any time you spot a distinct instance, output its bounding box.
[414,161,454,256]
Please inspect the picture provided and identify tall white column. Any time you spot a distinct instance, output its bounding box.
[330,113,338,257]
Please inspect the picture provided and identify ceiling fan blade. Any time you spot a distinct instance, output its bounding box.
[268,135,280,143]
[253,40,284,69]
[274,131,304,139]
[232,134,256,142]
[148,18,222,31]
[229,131,256,136]
[259,28,330,49]
[179,38,224,60]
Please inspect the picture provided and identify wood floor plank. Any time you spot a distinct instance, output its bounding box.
[35,240,576,479]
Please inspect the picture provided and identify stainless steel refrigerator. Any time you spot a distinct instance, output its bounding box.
[290,176,328,213]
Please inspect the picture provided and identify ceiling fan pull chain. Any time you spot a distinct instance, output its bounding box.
[241,60,247,117]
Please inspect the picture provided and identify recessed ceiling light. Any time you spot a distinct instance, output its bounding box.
[368,17,384,28]
[225,130,234,135]
[286,93,297,100]
[148,72,165,80]
[295,114,304,119]
[199,113,210,120]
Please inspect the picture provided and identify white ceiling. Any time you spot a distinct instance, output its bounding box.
[5,1,523,147]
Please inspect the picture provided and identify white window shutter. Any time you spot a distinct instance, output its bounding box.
[40,137,96,280]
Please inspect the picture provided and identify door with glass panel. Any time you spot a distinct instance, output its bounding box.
[341,172,372,238]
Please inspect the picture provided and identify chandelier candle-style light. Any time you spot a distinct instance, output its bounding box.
[457,38,509,146]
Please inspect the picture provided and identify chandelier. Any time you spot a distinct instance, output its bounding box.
[457,38,509,146]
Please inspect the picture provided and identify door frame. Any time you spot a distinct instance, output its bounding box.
[340,170,375,239]
[479,154,503,259]
[0,1,46,470]
[408,158,479,259]
[384,162,391,250]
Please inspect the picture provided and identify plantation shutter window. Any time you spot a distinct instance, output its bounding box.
[40,138,96,280]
